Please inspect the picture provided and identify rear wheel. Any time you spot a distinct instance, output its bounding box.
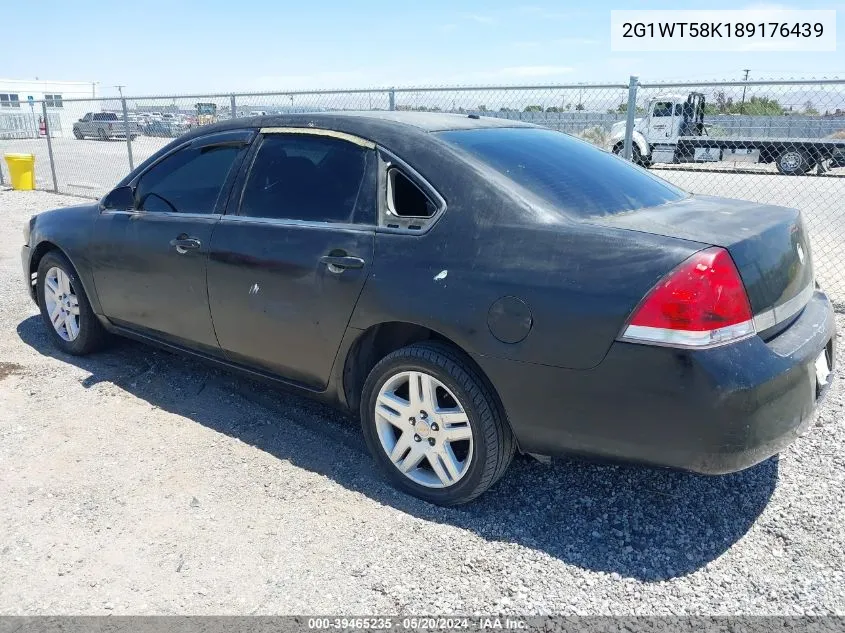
[776,148,813,175]
[98,128,108,141]
[360,342,515,505]
[37,251,108,355]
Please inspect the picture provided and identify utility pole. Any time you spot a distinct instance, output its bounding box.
[115,85,125,99]
[739,69,750,115]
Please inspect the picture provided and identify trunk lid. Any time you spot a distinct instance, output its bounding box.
[592,195,814,321]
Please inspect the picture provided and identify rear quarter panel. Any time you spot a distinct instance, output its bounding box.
[350,149,704,370]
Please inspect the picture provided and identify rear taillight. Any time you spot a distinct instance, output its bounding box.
[620,247,755,348]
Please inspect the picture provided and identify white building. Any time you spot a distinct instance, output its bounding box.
[0,78,98,139]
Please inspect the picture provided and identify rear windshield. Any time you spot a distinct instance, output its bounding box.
[437,127,686,217]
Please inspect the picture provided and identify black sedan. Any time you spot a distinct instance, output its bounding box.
[22,112,836,505]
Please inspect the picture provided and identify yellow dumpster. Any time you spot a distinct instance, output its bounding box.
[4,153,36,190]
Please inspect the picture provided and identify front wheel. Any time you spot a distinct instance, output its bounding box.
[73,129,83,140]
[613,142,651,168]
[37,251,109,355]
[360,342,515,505]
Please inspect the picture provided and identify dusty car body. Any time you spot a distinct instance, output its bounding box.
[22,112,836,504]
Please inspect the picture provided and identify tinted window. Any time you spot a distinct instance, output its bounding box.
[136,144,242,213]
[437,128,686,218]
[240,134,373,224]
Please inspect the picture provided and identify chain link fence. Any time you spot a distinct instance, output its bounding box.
[1,77,844,302]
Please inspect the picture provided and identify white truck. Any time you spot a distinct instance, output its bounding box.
[609,92,845,175]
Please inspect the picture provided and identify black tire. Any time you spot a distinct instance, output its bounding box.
[73,129,83,140]
[36,251,108,355]
[776,148,813,175]
[360,341,515,505]
[98,128,108,141]
[613,142,651,168]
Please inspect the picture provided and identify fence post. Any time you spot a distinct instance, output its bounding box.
[623,75,639,161]
[230,94,237,120]
[121,98,134,171]
[388,88,396,111]
[41,101,59,193]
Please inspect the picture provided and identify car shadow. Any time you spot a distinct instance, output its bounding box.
[17,315,778,582]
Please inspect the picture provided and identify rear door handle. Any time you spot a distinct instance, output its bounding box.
[170,236,201,254]
[320,255,365,273]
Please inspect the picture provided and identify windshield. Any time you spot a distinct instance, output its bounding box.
[436,127,686,218]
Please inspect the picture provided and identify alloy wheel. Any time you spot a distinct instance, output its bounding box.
[374,370,474,488]
[43,267,80,342]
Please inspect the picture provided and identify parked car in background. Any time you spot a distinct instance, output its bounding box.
[23,112,836,505]
[73,112,139,141]
[141,118,191,138]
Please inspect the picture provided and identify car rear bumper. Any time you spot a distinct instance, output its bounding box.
[476,289,836,474]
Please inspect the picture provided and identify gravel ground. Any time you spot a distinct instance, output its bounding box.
[1,188,844,615]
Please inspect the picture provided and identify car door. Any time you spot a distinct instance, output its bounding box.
[92,113,106,136]
[646,101,674,142]
[77,113,90,135]
[206,128,377,389]
[90,130,254,354]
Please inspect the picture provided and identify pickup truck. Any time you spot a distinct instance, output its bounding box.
[72,112,139,141]
[609,92,845,175]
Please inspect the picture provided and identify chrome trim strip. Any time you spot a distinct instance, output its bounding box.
[220,214,372,232]
[621,320,756,349]
[99,210,221,219]
[752,282,814,332]
[259,127,375,149]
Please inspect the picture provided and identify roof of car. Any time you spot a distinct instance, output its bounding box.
[204,110,536,137]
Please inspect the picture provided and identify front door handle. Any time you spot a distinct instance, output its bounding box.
[170,236,201,254]
[320,255,365,273]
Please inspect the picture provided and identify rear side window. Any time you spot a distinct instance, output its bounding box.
[437,128,686,218]
[93,113,118,121]
[387,169,437,218]
[136,144,243,213]
[239,134,374,224]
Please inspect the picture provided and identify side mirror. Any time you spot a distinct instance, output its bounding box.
[101,186,135,211]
